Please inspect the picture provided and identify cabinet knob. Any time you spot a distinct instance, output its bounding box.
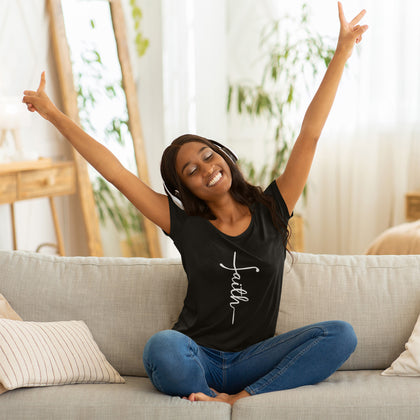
[43,175,55,187]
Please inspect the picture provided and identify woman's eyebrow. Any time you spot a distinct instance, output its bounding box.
[181,146,208,174]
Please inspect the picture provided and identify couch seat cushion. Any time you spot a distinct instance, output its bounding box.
[0,376,231,420]
[232,370,420,420]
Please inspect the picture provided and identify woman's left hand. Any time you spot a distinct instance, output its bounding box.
[336,1,368,59]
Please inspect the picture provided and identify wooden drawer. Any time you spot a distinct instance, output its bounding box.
[19,162,76,200]
[0,173,17,204]
[406,192,420,220]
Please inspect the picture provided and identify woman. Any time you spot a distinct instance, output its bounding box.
[23,2,367,405]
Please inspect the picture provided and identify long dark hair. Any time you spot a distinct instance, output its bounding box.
[160,134,290,249]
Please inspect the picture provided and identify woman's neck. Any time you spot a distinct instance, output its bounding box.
[207,195,251,235]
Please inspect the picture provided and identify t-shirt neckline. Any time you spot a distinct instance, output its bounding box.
[205,209,255,240]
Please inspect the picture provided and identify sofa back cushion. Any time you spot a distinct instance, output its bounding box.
[1,251,420,375]
[277,253,420,370]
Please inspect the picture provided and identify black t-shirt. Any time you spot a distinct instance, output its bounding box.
[166,181,291,352]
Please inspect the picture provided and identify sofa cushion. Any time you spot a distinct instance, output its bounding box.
[0,376,231,420]
[0,251,187,377]
[0,319,124,393]
[232,370,420,420]
[382,312,420,376]
[277,253,420,370]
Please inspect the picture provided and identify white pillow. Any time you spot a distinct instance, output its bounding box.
[382,313,420,376]
[0,319,125,393]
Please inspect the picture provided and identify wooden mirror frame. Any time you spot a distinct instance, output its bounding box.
[47,0,161,257]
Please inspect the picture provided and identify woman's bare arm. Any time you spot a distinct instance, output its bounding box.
[276,2,368,214]
[22,72,170,233]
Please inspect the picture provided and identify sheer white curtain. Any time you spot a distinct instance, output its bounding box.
[160,0,227,257]
[227,0,420,254]
[303,0,420,254]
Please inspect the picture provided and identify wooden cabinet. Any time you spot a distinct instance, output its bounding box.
[0,174,17,203]
[406,191,420,220]
[0,159,76,255]
[0,161,75,203]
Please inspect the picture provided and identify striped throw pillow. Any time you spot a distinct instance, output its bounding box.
[0,319,125,393]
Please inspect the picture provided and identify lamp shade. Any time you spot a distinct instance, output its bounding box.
[0,97,26,130]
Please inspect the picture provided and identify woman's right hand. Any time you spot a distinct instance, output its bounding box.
[22,72,58,122]
[336,2,368,60]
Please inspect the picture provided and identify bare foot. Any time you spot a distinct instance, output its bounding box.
[185,389,250,406]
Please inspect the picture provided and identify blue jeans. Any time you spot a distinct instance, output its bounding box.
[143,321,357,397]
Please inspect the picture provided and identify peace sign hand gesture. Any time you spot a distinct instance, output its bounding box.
[336,1,369,60]
[22,71,58,122]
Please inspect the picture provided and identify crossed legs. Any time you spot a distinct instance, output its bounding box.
[143,321,357,405]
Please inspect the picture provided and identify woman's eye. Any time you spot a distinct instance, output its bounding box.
[204,152,213,161]
[188,167,197,176]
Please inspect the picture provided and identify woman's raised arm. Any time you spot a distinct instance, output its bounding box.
[276,2,368,215]
[22,72,170,233]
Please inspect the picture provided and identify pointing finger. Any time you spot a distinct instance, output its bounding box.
[338,2,346,24]
[37,71,46,93]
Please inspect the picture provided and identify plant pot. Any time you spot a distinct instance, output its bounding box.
[289,214,304,252]
[120,234,149,257]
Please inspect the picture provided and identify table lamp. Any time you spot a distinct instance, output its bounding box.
[0,97,26,162]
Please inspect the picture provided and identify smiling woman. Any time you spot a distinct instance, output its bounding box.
[23,0,363,406]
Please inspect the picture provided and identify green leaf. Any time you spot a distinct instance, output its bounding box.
[271,65,277,81]
[287,85,294,104]
[136,37,149,58]
[227,85,233,111]
[237,86,245,114]
[105,85,117,98]
[129,0,149,58]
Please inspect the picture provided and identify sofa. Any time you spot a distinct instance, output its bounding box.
[1,249,420,419]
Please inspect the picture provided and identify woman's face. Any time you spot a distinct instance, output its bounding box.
[175,141,232,202]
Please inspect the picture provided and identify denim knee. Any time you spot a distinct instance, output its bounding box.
[331,320,358,358]
[143,330,187,368]
[142,330,214,397]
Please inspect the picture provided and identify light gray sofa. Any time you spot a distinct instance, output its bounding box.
[1,249,420,419]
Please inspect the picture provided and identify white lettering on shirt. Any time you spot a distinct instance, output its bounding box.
[219,251,260,325]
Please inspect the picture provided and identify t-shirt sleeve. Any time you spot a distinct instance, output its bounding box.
[264,180,292,222]
[163,195,188,241]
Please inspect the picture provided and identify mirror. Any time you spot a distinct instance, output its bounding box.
[47,0,161,257]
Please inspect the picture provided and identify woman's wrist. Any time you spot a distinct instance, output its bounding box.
[47,106,65,126]
[333,45,351,63]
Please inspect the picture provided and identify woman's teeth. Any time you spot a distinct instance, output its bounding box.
[208,172,222,187]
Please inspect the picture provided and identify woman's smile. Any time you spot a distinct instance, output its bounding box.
[207,171,223,187]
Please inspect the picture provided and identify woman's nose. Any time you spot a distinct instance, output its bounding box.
[203,163,215,176]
